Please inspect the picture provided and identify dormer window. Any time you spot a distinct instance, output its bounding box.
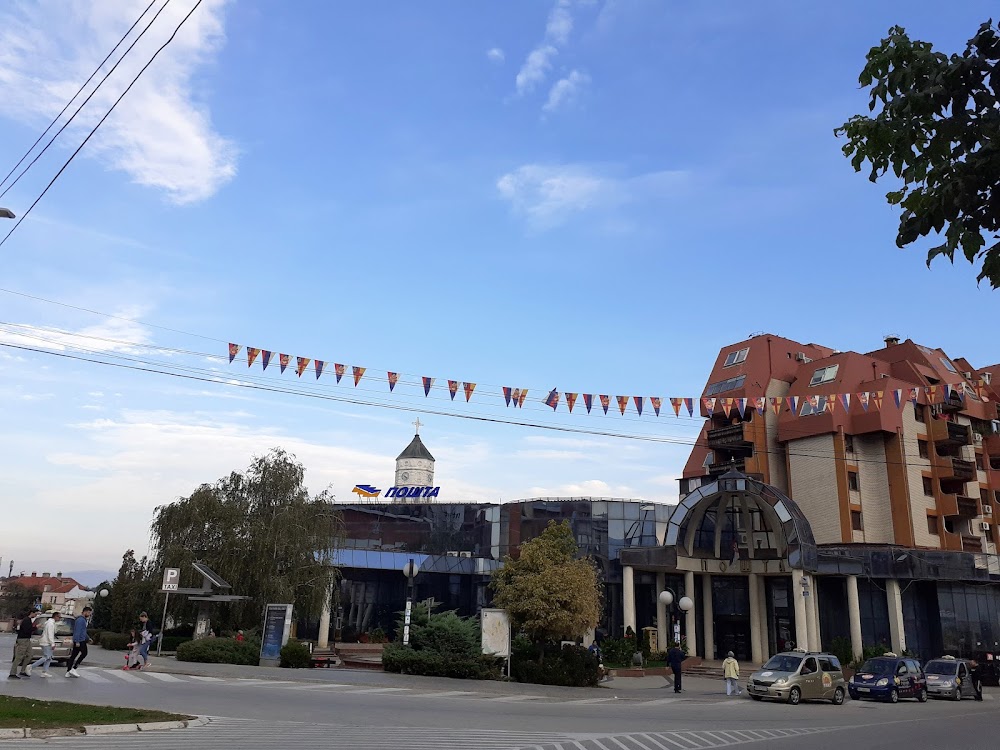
[940,357,958,373]
[724,347,749,367]
[809,364,839,386]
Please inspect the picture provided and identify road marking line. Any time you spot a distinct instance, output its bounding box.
[420,690,481,698]
[493,694,541,702]
[633,697,681,706]
[284,683,353,690]
[349,687,410,693]
[188,675,224,681]
[561,697,619,705]
[76,671,111,683]
[144,672,185,682]
[106,670,145,683]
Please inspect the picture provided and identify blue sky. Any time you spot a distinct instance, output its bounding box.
[1,0,998,575]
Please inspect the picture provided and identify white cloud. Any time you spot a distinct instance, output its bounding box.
[543,69,590,112]
[497,163,690,229]
[0,0,236,204]
[515,0,575,97]
[486,47,505,63]
[545,1,574,45]
[0,307,154,354]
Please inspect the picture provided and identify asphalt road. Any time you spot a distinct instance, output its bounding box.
[1,635,996,748]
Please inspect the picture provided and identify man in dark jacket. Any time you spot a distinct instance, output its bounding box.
[65,606,92,678]
[8,609,39,679]
[970,659,984,701]
[667,643,686,693]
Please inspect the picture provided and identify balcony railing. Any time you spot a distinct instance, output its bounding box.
[929,419,971,446]
[708,459,745,476]
[935,455,976,481]
[707,423,751,449]
[962,535,984,553]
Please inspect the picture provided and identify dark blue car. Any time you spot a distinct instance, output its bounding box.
[848,655,927,703]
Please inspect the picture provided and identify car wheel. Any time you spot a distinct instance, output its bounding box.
[917,688,927,703]
[832,687,845,705]
[889,689,899,704]
[788,687,802,706]
[953,688,962,702]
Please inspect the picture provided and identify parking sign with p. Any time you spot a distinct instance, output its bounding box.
[161,568,180,592]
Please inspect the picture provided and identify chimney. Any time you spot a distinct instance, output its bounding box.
[56,571,62,578]
[884,335,900,347]
[31,571,37,577]
[42,571,49,578]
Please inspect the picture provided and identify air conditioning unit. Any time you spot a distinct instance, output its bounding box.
[981,522,991,531]
[738,532,748,545]
[794,352,807,362]
[984,372,993,385]
[984,505,993,516]
[458,551,472,558]
[963,372,973,379]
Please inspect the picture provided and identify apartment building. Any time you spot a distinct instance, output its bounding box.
[619,334,1000,665]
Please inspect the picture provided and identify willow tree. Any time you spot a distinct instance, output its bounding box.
[491,520,601,659]
[149,448,342,630]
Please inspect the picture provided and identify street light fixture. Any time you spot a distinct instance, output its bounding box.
[401,559,417,646]
[0,208,14,219]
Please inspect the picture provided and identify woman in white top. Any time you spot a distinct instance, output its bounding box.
[28,612,61,677]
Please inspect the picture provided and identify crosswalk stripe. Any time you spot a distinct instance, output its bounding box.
[561,697,619,704]
[188,675,224,682]
[76,670,111,683]
[350,687,410,694]
[144,672,185,682]
[106,669,145,683]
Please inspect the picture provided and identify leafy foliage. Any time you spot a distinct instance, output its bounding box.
[0,580,40,618]
[99,632,133,651]
[382,603,501,679]
[149,448,343,631]
[511,639,600,687]
[176,636,260,665]
[280,640,312,668]
[490,520,601,653]
[382,645,503,679]
[109,551,158,634]
[835,21,1000,287]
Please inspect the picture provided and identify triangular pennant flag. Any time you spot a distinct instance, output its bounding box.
[737,397,748,417]
[314,360,325,380]
[296,357,310,377]
[228,343,241,363]
[753,396,765,416]
[769,397,781,415]
[616,396,629,415]
[352,366,365,385]
[872,391,884,410]
[858,392,870,412]
[583,394,593,413]
[840,393,851,412]
[448,380,459,400]
[670,398,683,417]
[650,397,661,417]
[823,393,837,412]
[503,386,512,406]
[423,377,434,396]
[926,385,938,403]
[566,393,578,413]
[702,397,717,415]
[721,397,735,418]
[944,384,952,400]
[683,398,694,417]
[633,396,643,416]
[335,363,345,383]
[518,389,528,408]
[248,347,261,367]
[786,396,800,415]
[388,372,398,391]
[464,382,476,402]
[279,354,290,373]
[892,389,903,408]
[511,388,521,407]
[600,395,610,414]
[261,350,272,370]
[545,388,559,410]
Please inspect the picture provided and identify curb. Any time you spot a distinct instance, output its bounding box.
[0,717,206,741]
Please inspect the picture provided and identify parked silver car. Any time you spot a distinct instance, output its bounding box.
[924,656,976,701]
[29,613,75,667]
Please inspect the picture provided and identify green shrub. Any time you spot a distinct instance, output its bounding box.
[161,624,195,638]
[829,636,854,669]
[382,644,502,679]
[512,643,600,687]
[280,640,312,668]
[851,643,892,670]
[599,637,634,667]
[158,636,191,652]
[176,637,260,665]
[100,632,132,651]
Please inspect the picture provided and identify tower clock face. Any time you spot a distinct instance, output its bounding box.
[401,472,410,482]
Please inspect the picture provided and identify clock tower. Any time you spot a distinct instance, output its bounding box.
[395,418,435,490]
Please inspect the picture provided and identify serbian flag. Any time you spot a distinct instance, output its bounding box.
[463,382,476,402]
[314,360,325,379]
[583,394,594,413]
[872,391,884,410]
[858,392,870,411]
[261,350,272,370]
[753,397,765,416]
[545,388,559,410]
[503,386,512,406]
[840,393,851,412]
[769,397,781,415]
[352,366,365,385]
[702,397,716,415]
[650,397,661,417]
[296,357,310,377]
[600,395,610,414]
[566,393,578,413]
[785,396,800,415]
[517,389,528,407]
[826,394,838,412]
[388,372,398,391]
[335,363,345,383]
[670,398,683,417]
[248,347,261,367]
[683,398,694,417]
[423,377,434,396]
[279,354,290,373]
[228,343,241,363]
[721,397,735,418]
[448,380,459,400]
[892,389,903,408]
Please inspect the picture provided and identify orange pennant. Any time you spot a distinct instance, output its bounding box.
[353,366,365,385]
[463,382,476,401]
[296,357,310,377]
[518,389,528,407]
[565,393,578,413]
[247,347,261,367]
[617,396,629,415]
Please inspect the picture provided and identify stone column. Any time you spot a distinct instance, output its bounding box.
[807,580,822,652]
[748,573,764,664]
[702,573,714,660]
[886,579,907,654]
[317,585,332,650]
[757,575,770,660]
[656,572,668,653]
[846,575,863,663]
[684,570,698,656]
[623,565,636,636]
[791,569,809,651]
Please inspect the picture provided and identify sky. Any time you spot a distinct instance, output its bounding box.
[1,0,998,578]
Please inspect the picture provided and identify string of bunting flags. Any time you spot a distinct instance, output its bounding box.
[228,344,992,417]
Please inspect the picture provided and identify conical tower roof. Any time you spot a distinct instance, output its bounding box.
[396,433,435,462]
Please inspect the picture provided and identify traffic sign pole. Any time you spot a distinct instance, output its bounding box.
[157,568,180,657]
[157,592,169,656]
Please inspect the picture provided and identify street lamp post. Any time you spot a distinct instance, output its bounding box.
[401,559,417,646]
[659,589,694,647]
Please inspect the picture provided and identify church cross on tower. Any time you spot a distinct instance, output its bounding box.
[413,417,422,435]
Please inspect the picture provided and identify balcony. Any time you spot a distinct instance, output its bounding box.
[939,494,979,518]
[963,535,984,553]
[708,458,745,476]
[929,419,971,446]
[933,392,965,414]
[707,423,752,450]
[934,455,976,482]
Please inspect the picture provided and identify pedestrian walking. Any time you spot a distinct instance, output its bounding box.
[667,642,686,693]
[723,651,742,696]
[27,612,61,677]
[65,606,93,678]
[136,612,155,669]
[8,609,39,679]
[970,659,984,702]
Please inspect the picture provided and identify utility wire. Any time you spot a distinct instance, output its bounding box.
[0,0,203,249]
[0,0,160,196]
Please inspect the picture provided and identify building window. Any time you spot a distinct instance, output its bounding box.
[995,490,1000,504]
[851,510,863,531]
[976,453,985,471]
[809,364,840,386]
[799,398,828,417]
[927,515,939,535]
[914,404,926,423]
[918,440,929,459]
[987,525,996,544]
[940,357,958,373]
[923,477,934,496]
[984,489,991,504]
[845,435,855,453]
[705,374,746,396]
[724,348,749,367]
[848,471,860,492]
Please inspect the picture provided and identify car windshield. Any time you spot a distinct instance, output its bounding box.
[859,659,895,675]
[763,655,803,672]
[925,661,958,676]
[54,621,74,636]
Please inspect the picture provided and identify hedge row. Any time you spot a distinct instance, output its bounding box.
[382,643,503,679]
[175,637,260,665]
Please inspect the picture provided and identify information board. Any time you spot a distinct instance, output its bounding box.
[481,608,510,658]
[259,603,293,665]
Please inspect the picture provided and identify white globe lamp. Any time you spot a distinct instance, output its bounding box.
[678,596,693,612]
[658,590,674,606]
[99,589,109,598]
